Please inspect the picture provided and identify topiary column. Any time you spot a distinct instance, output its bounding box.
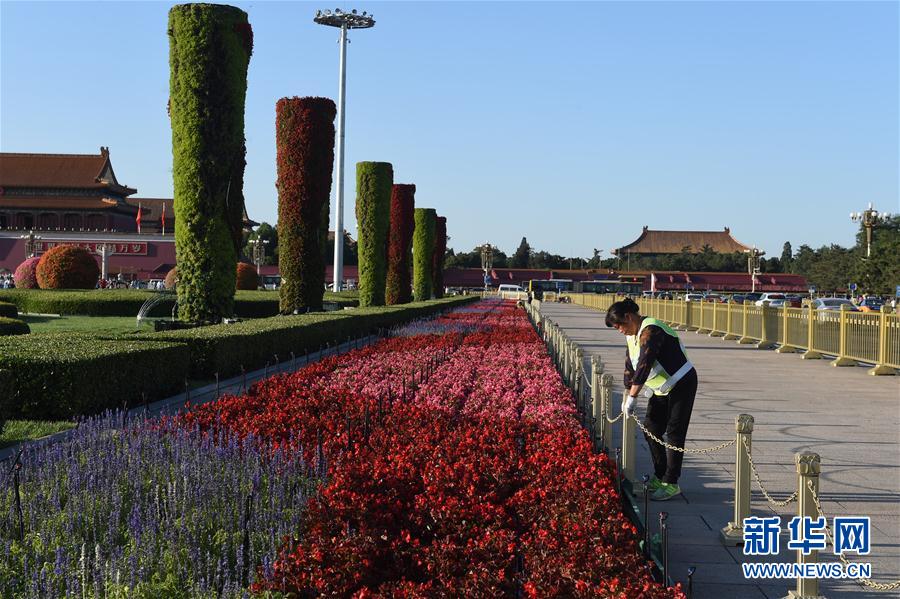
[385,184,416,305]
[432,215,447,299]
[412,208,436,301]
[276,97,336,313]
[355,162,393,307]
[168,3,252,322]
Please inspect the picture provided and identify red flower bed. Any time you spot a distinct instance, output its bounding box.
[175,300,684,598]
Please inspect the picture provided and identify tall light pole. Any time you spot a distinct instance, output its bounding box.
[850,202,892,258]
[480,243,493,292]
[249,237,269,276]
[314,8,375,291]
[19,230,42,259]
[744,246,765,293]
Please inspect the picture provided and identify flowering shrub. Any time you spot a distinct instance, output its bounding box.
[35,245,100,289]
[235,261,259,290]
[164,266,178,290]
[13,256,40,289]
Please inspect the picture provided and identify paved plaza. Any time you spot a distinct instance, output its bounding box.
[538,301,900,599]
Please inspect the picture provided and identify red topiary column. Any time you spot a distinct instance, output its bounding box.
[276,96,337,313]
[385,184,416,305]
[235,262,259,290]
[431,216,447,299]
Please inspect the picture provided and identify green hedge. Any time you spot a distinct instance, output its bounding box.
[0,301,17,318]
[154,296,477,378]
[0,334,191,420]
[413,208,437,301]
[169,3,252,322]
[0,290,358,317]
[355,162,393,307]
[0,317,29,336]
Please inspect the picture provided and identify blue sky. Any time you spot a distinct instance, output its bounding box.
[2,1,897,259]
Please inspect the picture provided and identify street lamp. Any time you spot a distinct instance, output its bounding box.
[249,238,270,276]
[480,242,493,292]
[850,203,892,258]
[19,230,42,259]
[314,8,375,292]
[743,246,765,294]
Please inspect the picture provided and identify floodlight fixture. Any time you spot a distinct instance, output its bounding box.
[314,8,376,291]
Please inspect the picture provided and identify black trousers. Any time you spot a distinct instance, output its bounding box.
[642,368,697,484]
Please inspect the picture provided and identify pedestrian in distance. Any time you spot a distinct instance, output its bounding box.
[605,297,698,501]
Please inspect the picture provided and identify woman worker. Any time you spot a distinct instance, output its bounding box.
[605,298,697,501]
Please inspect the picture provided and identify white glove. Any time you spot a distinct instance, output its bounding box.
[624,395,637,417]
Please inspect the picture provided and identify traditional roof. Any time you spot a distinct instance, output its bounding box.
[614,227,752,255]
[0,147,137,195]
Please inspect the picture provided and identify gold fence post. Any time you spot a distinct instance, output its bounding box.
[721,414,754,545]
[698,302,712,334]
[830,304,856,367]
[621,391,636,489]
[723,300,739,340]
[710,301,725,337]
[869,305,897,375]
[591,357,604,451]
[738,300,755,344]
[776,305,799,353]
[785,452,824,599]
[599,373,614,452]
[802,304,822,360]
[757,302,776,350]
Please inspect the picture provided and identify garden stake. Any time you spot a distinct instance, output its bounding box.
[11,450,24,541]
[642,474,651,557]
[687,566,696,599]
[273,354,279,373]
[614,448,622,495]
[660,511,669,585]
[241,488,254,587]
[363,406,370,443]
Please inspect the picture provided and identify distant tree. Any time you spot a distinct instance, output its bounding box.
[781,242,793,273]
[510,237,532,268]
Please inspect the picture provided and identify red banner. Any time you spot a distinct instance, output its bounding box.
[34,241,148,256]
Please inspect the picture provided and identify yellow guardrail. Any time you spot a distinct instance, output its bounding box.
[565,293,899,375]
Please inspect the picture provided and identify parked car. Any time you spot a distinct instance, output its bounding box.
[754,293,786,306]
[732,292,762,304]
[684,293,705,302]
[812,298,859,312]
[498,284,524,294]
[784,295,803,308]
[703,294,727,303]
[858,297,885,312]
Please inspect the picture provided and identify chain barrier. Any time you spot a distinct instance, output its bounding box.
[740,436,797,507]
[581,369,593,391]
[631,414,736,454]
[807,481,900,591]
[604,409,624,424]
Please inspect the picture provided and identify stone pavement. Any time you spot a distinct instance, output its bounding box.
[538,302,900,599]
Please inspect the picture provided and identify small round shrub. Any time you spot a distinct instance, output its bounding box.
[36,245,100,289]
[236,262,259,290]
[0,302,18,318]
[13,256,41,289]
[164,267,178,290]
[0,317,30,336]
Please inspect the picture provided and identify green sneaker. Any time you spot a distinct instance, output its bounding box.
[650,483,681,501]
[645,476,664,493]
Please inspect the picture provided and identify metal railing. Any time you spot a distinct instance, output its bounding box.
[566,293,899,375]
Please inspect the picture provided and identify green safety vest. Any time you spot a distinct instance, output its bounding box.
[626,317,694,396]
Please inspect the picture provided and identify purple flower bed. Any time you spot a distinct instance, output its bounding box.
[1,413,317,597]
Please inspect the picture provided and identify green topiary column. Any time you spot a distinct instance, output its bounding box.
[168,3,252,322]
[413,208,437,301]
[355,162,393,307]
[432,215,447,299]
[276,97,336,313]
[385,184,416,305]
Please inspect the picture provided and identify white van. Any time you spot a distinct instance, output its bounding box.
[497,284,526,299]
